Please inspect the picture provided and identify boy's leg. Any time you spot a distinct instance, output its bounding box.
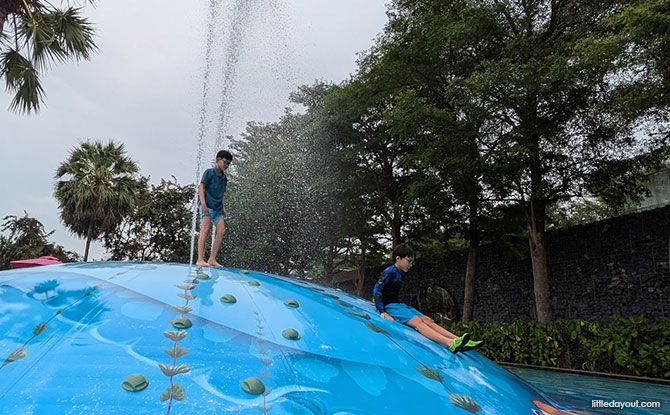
[207,218,226,267]
[196,216,212,267]
[406,316,456,347]
[422,316,484,352]
[421,316,457,340]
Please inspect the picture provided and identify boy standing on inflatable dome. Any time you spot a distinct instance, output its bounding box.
[374,244,483,354]
[196,150,233,267]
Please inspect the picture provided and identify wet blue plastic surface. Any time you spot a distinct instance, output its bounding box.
[0,262,591,414]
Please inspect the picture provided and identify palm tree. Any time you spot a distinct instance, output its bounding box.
[0,1,97,113]
[54,140,141,261]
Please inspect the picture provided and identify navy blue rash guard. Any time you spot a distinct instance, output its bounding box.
[373,265,404,313]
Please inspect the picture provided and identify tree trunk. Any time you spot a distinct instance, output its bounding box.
[390,215,401,247]
[527,199,552,322]
[84,221,93,262]
[382,155,402,247]
[321,244,335,282]
[524,119,552,322]
[462,234,478,322]
[356,238,367,298]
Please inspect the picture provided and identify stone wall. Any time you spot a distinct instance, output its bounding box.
[359,205,670,322]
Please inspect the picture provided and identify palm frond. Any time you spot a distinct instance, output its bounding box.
[54,139,142,241]
[50,8,97,59]
[21,13,67,72]
[1,48,43,112]
[1,1,96,113]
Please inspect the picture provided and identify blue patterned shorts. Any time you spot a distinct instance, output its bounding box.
[385,303,424,323]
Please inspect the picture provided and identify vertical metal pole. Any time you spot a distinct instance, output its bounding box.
[189,188,198,266]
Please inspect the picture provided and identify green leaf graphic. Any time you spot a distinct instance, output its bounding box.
[33,322,47,336]
[344,310,370,319]
[449,392,482,413]
[165,345,189,358]
[160,384,185,401]
[7,347,27,362]
[164,330,188,342]
[159,363,190,377]
[365,322,390,335]
[173,305,193,314]
[415,365,443,381]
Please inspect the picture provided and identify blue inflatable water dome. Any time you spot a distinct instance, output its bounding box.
[0,262,587,414]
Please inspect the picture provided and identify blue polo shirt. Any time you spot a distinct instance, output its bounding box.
[200,167,228,210]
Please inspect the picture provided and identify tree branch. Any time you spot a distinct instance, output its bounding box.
[491,0,521,37]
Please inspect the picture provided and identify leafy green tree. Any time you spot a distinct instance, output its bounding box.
[0,212,79,269]
[220,83,387,284]
[598,0,670,121]
[54,140,141,261]
[359,0,512,321]
[579,0,670,207]
[103,177,195,262]
[318,78,413,248]
[223,112,328,277]
[0,0,97,113]
[470,0,668,322]
[293,82,389,287]
[350,0,668,323]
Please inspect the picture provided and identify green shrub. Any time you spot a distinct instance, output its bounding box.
[441,315,670,379]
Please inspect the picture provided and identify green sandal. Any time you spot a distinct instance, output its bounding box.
[448,333,471,354]
[460,339,484,352]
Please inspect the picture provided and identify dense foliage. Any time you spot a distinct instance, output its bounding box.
[103,177,194,263]
[220,97,388,280]
[443,316,670,379]
[0,213,79,269]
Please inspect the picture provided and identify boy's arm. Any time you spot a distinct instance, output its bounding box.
[198,183,208,215]
[372,272,390,314]
[221,196,225,217]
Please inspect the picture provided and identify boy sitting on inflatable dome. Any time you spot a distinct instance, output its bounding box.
[374,244,483,354]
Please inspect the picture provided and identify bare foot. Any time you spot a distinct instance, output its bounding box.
[196,260,209,267]
[207,260,223,267]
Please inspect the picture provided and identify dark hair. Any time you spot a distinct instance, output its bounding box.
[216,150,233,161]
[392,244,414,262]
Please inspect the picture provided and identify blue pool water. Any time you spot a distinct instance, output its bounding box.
[507,366,670,415]
[0,262,655,414]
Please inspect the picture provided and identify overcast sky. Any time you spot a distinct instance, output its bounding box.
[0,0,390,260]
